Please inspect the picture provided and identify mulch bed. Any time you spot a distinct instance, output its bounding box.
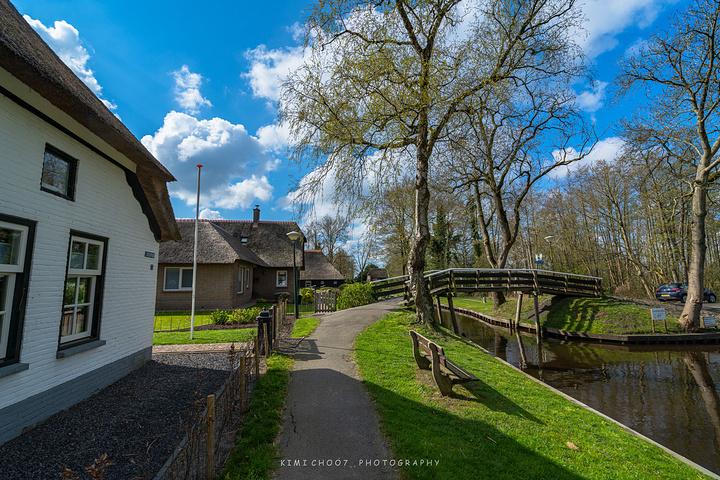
[0,353,240,480]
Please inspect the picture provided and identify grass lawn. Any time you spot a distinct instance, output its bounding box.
[152,328,256,345]
[221,354,293,480]
[355,310,710,480]
[444,295,684,335]
[154,311,214,331]
[291,317,319,337]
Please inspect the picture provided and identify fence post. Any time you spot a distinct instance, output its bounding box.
[254,336,259,378]
[240,355,246,412]
[206,394,215,480]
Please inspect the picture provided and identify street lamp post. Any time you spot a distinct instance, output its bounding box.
[286,231,302,319]
[544,235,555,272]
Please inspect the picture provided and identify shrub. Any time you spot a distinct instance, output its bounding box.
[300,287,315,305]
[337,282,375,310]
[211,309,231,325]
[233,306,261,324]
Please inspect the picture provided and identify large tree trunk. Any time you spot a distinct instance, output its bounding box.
[408,135,434,324]
[680,160,709,332]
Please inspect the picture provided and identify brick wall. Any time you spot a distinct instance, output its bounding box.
[155,262,254,311]
[0,70,161,442]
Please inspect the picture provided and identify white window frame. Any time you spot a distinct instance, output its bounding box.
[61,235,104,344]
[164,267,193,291]
[238,266,245,294]
[276,270,288,288]
[0,219,32,364]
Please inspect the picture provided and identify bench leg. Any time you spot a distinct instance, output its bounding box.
[431,364,454,396]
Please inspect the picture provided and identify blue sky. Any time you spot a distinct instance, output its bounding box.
[12,0,685,228]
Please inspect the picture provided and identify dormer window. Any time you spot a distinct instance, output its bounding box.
[241,237,248,244]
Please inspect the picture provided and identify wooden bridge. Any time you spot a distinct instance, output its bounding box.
[370,268,602,337]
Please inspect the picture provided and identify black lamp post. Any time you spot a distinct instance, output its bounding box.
[287,231,302,319]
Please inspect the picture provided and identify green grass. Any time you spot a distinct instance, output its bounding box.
[152,328,256,345]
[221,354,293,480]
[444,295,684,335]
[154,311,214,331]
[291,317,319,337]
[354,310,710,480]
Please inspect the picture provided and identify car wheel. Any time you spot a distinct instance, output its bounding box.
[681,294,688,303]
[710,294,717,304]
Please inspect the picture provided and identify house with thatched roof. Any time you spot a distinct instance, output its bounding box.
[0,0,179,446]
[367,268,389,282]
[300,250,346,288]
[157,206,305,310]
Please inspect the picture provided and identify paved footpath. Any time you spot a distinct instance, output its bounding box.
[275,299,402,480]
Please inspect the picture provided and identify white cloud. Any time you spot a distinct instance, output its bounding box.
[550,136,625,178]
[141,111,281,211]
[24,15,118,112]
[579,0,681,58]
[199,208,225,220]
[173,65,212,115]
[244,45,305,101]
[576,80,608,113]
[257,123,291,152]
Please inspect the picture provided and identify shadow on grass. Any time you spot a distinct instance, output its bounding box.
[547,297,602,332]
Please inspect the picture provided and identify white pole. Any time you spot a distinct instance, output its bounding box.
[190,164,202,340]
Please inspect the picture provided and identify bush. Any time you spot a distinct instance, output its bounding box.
[233,306,261,324]
[337,282,375,310]
[211,309,231,325]
[300,287,315,305]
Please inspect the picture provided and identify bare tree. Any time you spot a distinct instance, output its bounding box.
[617,0,720,331]
[306,214,351,264]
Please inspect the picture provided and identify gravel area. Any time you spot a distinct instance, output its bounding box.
[0,353,240,480]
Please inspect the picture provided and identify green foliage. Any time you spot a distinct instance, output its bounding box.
[234,306,261,325]
[291,317,320,337]
[355,311,709,479]
[211,309,231,325]
[428,205,460,270]
[299,287,315,305]
[337,282,375,310]
[221,354,293,480]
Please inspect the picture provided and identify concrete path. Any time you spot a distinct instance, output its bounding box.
[275,299,402,480]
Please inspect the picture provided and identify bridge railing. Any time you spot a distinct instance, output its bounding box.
[370,268,602,299]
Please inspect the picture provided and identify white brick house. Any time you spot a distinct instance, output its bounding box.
[0,0,179,445]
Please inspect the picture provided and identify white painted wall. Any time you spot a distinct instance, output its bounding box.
[0,87,159,410]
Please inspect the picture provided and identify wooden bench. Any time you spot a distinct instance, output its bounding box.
[409,330,478,396]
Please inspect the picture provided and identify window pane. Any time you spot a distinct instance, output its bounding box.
[0,275,7,313]
[61,307,74,336]
[181,269,193,288]
[0,228,22,266]
[165,268,179,289]
[277,271,287,287]
[70,241,85,269]
[86,244,100,270]
[64,278,77,305]
[77,277,92,304]
[41,151,70,195]
[75,306,89,334]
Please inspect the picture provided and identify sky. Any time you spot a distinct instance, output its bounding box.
[11,0,686,232]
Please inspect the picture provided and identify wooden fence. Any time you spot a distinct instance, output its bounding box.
[314,289,337,313]
[371,268,602,299]
[153,344,257,480]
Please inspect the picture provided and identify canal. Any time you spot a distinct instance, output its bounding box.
[445,311,720,475]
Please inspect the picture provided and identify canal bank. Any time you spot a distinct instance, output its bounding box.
[354,310,716,479]
[440,308,720,476]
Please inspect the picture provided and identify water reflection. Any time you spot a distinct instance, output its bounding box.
[444,311,720,475]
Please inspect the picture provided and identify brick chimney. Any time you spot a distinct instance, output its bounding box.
[253,205,260,226]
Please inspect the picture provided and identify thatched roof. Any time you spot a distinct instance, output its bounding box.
[159,221,266,265]
[210,220,304,269]
[0,0,179,241]
[300,250,345,281]
[367,268,388,280]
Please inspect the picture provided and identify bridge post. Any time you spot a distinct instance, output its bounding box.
[533,292,542,340]
[447,293,459,334]
[435,295,443,324]
[514,292,523,331]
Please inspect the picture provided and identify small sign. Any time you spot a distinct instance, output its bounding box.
[703,316,717,328]
[144,251,155,259]
[534,260,544,265]
[651,308,666,321]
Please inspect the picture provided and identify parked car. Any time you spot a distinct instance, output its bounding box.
[655,282,717,303]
